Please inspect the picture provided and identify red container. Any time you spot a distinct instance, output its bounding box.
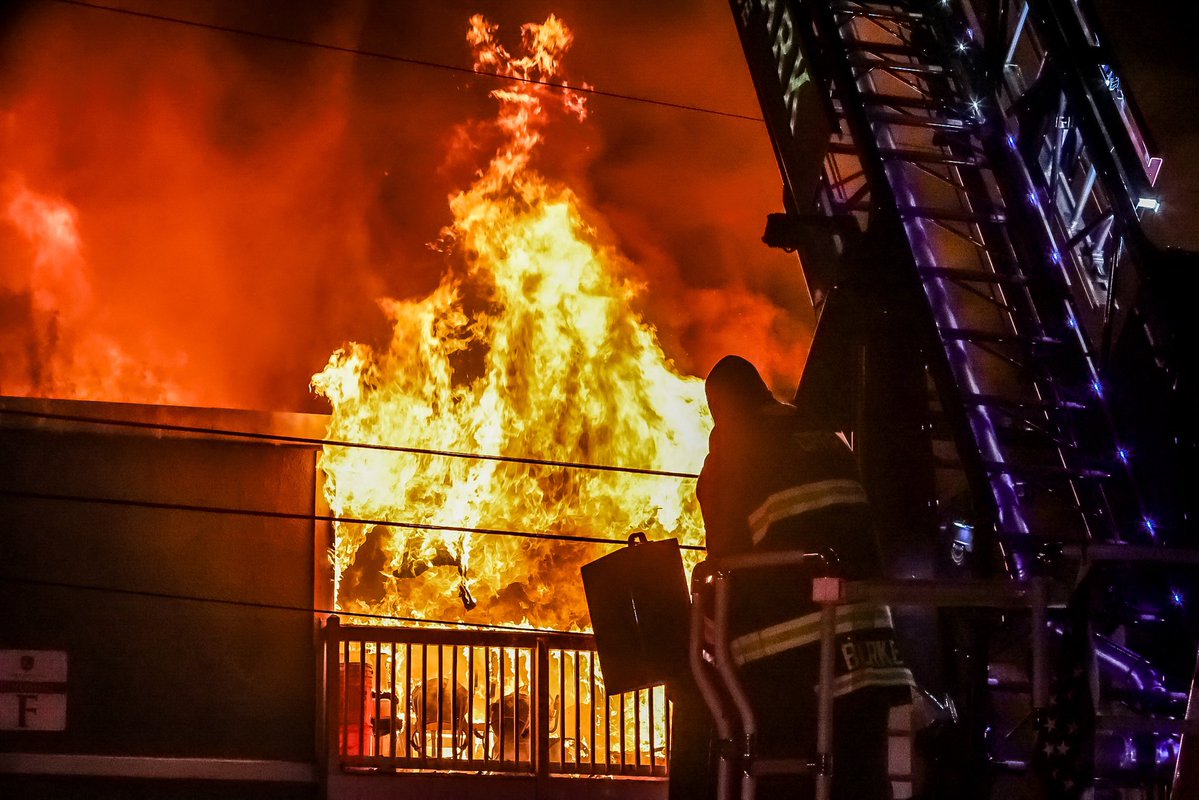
[340,662,375,756]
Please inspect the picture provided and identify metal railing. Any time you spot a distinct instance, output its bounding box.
[322,617,669,779]
[987,0,1159,346]
[691,551,1052,800]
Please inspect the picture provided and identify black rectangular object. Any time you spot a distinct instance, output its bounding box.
[581,534,691,695]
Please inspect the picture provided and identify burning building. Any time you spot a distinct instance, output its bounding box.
[306,16,711,794]
[0,397,331,798]
[2,10,724,800]
[0,393,681,799]
[8,0,1195,797]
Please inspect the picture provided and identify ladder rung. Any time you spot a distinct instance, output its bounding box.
[857,91,951,111]
[864,109,977,130]
[981,459,1110,480]
[873,145,987,168]
[963,392,1087,413]
[941,328,1061,347]
[1057,543,1199,565]
[748,758,816,777]
[994,419,1069,448]
[1095,715,1199,736]
[899,205,1006,224]
[842,38,935,59]
[856,59,946,76]
[832,3,925,23]
[919,266,1029,285]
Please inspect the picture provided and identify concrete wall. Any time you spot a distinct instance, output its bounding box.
[0,398,332,798]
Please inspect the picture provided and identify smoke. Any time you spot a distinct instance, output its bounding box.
[0,1,812,410]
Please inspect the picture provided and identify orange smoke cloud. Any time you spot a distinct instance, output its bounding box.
[0,2,812,411]
[0,175,188,402]
[0,3,405,408]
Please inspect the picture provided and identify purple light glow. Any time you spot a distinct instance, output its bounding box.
[866,49,1031,571]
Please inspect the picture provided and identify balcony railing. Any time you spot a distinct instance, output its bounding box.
[322,616,669,779]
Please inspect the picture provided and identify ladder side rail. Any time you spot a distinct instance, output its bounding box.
[906,6,1113,550]
[946,0,1160,543]
[794,0,1033,557]
[887,14,1124,555]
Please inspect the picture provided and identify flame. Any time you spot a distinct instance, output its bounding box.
[312,14,711,632]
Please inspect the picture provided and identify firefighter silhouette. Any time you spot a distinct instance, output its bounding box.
[697,355,913,800]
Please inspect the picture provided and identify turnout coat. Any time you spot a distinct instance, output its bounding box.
[697,402,913,708]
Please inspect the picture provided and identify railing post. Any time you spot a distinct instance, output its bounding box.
[1172,648,1199,798]
[1002,1,1030,68]
[690,574,733,800]
[535,637,551,779]
[1029,578,1049,710]
[323,615,341,784]
[812,577,842,800]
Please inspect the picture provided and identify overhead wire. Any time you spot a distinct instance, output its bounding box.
[5,0,720,603]
[0,573,580,635]
[13,0,721,483]
[47,0,765,123]
[0,408,702,480]
[0,487,707,551]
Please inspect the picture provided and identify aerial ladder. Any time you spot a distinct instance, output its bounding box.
[722,0,1199,796]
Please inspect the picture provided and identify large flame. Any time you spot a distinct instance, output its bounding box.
[312,15,711,631]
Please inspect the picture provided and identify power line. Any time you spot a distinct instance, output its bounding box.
[0,573,579,635]
[47,0,765,123]
[0,488,708,552]
[0,408,702,480]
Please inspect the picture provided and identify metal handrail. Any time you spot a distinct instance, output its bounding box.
[692,553,1053,800]
[689,551,834,800]
[321,616,669,781]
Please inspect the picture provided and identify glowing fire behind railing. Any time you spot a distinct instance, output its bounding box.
[311,12,710,634]
[330,620,669,777]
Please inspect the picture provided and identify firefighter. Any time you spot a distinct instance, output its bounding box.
[697,355,913,800]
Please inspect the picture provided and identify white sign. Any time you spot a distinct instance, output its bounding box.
[0,650,68,731]
[0,691,67,731]
[0,650,68,683]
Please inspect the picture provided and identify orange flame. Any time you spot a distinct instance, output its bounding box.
[312,15,711,631]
